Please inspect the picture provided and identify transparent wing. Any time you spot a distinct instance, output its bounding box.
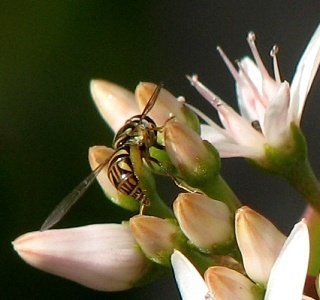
[40,161,108,231]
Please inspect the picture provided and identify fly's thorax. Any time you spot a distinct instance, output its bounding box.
[113,115,159,149]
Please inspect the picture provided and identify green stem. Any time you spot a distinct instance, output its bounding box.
[286,158,320,214]
[302,205,320,275]
[200,174,242,213]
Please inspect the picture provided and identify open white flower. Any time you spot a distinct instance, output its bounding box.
[171,219,312,300]
[188,24,320,160]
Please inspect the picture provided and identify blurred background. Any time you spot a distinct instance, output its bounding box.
[1,1,320,299]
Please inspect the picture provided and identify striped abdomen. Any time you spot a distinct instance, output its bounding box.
[107,147,149,205]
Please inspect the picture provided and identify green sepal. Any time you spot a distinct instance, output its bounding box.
[176,141,241,212]
[251,123,308,177]
[132,258,170,288]
[180,140,221,188]
[113,193,140,211]
[181,104,201,133]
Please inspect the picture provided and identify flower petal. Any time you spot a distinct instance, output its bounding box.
[263,82,291,145]
[13,224,150,291]
[265,220,310,300]
[236,57,265,122]
[173,193,233,251]
[205,266,260,300]
[135,82,186,126]
[201,125,265,159]
[235,206,286,285]
[90,79,139,132]
[171,250,209,300]
[188,75,267,153]
[290,24,320,123]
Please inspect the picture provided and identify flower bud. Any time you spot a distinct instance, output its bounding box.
[173,193,233,252]
[88,146,139,211]
[130,215,186,266]
[135,82,200,131]
[205,266,262,300]
[13,224,150,291]
[90,79,139,132]
[235,206,286,285]
[164,122,220,189]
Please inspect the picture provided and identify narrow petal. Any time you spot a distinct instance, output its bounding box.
[263,82,291,146]
[290,24,320,123]
[90,79,139,132]
[188,75,267,152]
[13,224,150,291]
[171,250,209,300]
[201,125,265,159]
[265,221,310,300]
[236,57,265,122]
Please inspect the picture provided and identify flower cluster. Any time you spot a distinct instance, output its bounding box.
[13,24,320,299]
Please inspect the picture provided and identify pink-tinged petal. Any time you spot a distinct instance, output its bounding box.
[90,79,139,132]
[236,57,266,122]
[188,75,267,152]
[200,124,234,144]
[201,125,265,159]
[130,215,181,266]
[290,24,320,124]
[13,224,150,291]
[265,221,310,300]
[171,250,209,300]
[263,82,291,145]
[217,46,268,126]
[135,82,186,126]
[235,206,286,285]
[246,32,280,101]
[302,296,316,300]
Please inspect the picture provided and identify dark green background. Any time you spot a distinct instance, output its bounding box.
[1,1,320,299]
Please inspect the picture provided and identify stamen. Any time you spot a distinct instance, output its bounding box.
[270,45,281,83]
[186,74,223,110]
[177,96,186,103]
[185,103,217,127]
[216,46,241,82]
[246,31,270,79]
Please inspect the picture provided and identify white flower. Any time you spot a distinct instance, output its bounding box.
[13,224,150,291]
[188,24,320,160]
[171,220,312,300]
[171,250,209,300]
[265,221,310,300]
